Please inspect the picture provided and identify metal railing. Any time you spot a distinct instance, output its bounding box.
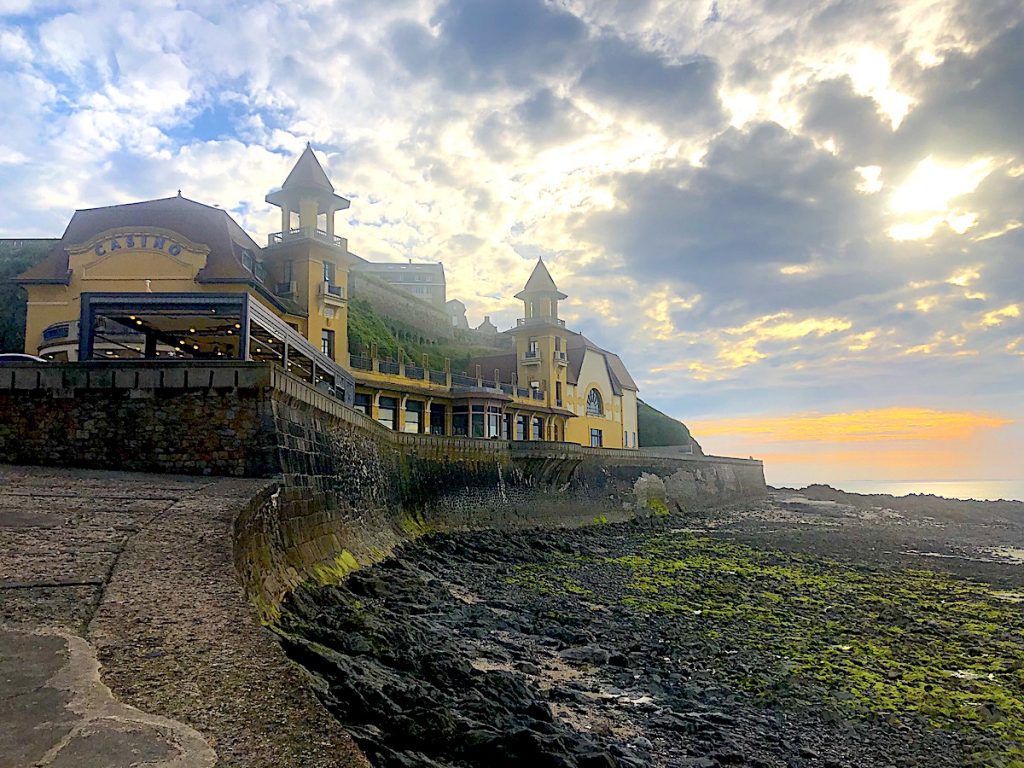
[349,358,546,401]
[517,317,566,328]
[268,228,346,249]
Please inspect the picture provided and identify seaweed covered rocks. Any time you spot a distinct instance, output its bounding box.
[279,492,1024,767]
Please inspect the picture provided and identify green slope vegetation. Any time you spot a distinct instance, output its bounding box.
[347,297,502,374]
[637,399,701,451]
[0,240,54,353]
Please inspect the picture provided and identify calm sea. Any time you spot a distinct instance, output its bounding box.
[828,480,1024,503]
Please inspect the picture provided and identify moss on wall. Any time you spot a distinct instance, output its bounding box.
[0,240,55,352]
[347,296,503,374]
[637,399,702,452]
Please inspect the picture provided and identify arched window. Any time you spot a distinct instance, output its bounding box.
[586,388,603,416]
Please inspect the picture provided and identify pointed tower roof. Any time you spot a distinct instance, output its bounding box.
[515,258,567,300]
[282,143,335,193]
[266,143,350,213]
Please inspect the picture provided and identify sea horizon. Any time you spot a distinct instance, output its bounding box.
[773,479,1024,503]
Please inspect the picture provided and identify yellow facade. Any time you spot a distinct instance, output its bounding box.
[22,227,266,359]
[18,145,637,447]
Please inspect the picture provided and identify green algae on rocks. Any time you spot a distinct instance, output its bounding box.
[507,530,1024,765]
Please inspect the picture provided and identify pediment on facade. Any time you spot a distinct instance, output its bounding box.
[68,228,210,279]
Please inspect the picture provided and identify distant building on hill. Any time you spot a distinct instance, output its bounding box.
[15,144,638,448]
[351,258,446,309]
[446,299,469,329]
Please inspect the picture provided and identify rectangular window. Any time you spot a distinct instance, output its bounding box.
[516,415,527,441]
[378,396,398,430]
[283,261,293,283]
[323,260,335,284]
[527,338,539,357]
[487,408,503,438]
[624,430,628,447]
[532,417,544,440]
[320,329,335,360]
[430,403,447,435]
[556,381,562,407]
[353,393,370,415]
[404,400,422,434]
[453,405,469,437]
[590,429,603,448]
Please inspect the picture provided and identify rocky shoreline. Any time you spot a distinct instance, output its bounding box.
[280,490,1024,768]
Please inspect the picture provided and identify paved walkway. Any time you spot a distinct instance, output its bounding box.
[0,466,368,768]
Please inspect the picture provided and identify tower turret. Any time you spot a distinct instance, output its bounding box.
[264,144,356,370]
[514,257,567,322]
[266,143,350,237]
[509,258,570,431]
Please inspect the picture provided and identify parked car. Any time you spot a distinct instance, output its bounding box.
[0,353,48,363]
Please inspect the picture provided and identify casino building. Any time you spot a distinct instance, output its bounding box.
[16,145,639,448]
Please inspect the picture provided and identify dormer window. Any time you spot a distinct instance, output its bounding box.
[240,248,265,283]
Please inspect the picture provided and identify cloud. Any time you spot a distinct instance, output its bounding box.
[0,0,1022,483]
[577,36,723,131]
[388,0,586,92]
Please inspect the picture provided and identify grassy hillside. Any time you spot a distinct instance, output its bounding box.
[0,240,54,353]
[637,399,702,452]
[348,297,502,374]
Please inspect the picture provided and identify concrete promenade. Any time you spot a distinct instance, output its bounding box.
[0,465,368,768]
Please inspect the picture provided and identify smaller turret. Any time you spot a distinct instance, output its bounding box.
[515,257,567,323]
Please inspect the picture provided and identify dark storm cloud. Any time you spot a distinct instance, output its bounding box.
[798,77,892,163]
[894,22,1024,162]
[578,122,882,314]
[474,88,591,159]
[387,0,586,92]
[576,37,723,131]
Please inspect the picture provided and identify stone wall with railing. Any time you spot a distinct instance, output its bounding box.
[0,361,766,620]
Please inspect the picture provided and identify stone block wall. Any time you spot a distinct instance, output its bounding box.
[0,361,767,620]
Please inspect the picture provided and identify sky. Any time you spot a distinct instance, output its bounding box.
[0,0,1022,487]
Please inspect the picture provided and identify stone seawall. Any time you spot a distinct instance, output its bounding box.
[0,361,766,620]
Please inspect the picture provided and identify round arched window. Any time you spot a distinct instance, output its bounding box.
[586,388,603,416]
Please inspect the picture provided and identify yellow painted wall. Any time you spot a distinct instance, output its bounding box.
[512,327,568,410]
[563,347,632,449]
[23,227,304,358]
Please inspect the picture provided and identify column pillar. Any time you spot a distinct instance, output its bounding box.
[371,391,381,422]
[398,393,408,432]
[424,397,433,435]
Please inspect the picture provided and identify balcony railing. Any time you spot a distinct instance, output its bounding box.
[516,316,566,328]
[319,281,345,302]
[268,227,346,249]
[349,354,547,403]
